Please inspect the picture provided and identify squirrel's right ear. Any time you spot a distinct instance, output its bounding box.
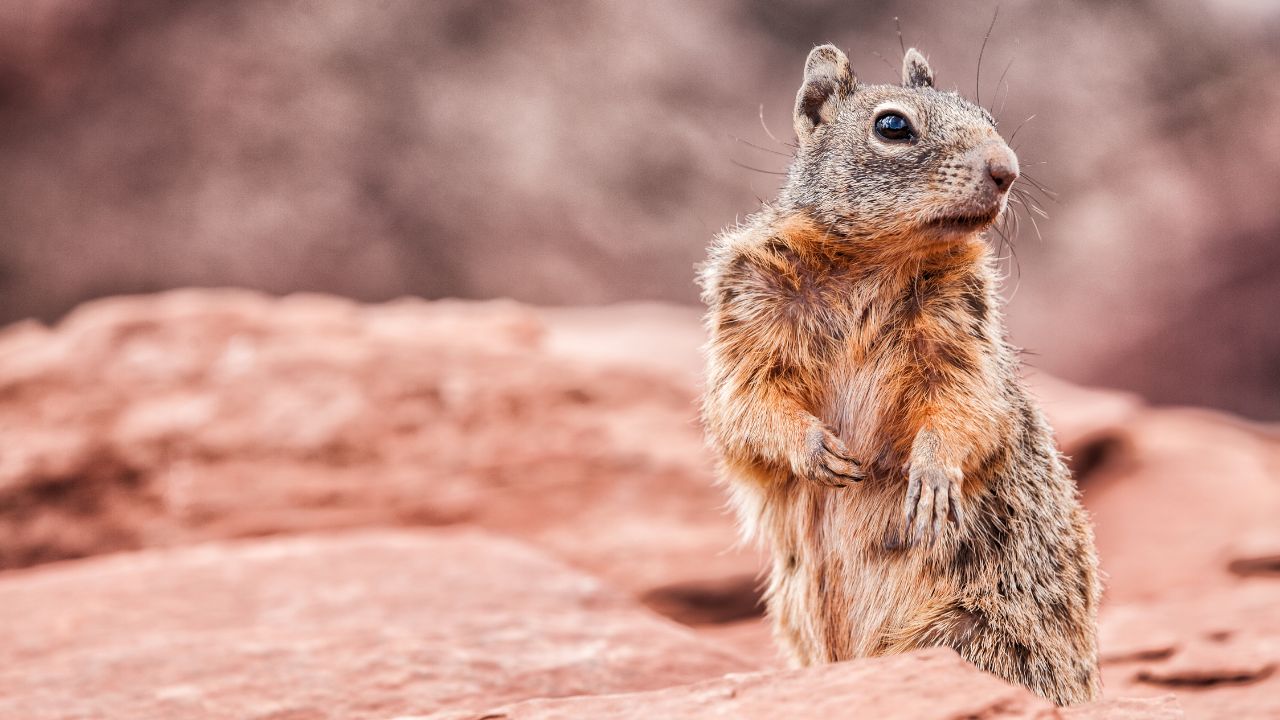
[794,44,855,141]
[902,48,934,88]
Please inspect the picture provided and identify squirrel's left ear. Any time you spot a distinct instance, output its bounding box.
[902,48,934,88]
[794,45,855,141]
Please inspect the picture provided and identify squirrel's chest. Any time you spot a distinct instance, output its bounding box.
[820,337,896,445]
[816,285,949,446]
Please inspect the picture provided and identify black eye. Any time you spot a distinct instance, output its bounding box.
[874,113,915,142]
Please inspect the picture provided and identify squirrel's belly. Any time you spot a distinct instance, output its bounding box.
[758,481,953,661]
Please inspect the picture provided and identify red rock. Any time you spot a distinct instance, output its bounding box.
[1226,529,1280,579]
[1112,671,1280,720]
[1100,583,1280,719]
[0,529,747,719]
[1080,409,1280,602]
[1061,695,1183,719]
[0,290,754,602]
[1135,637,1277,687]
[424,648,1071,720]
[427,648,1185,720]
[1,292,1276,718]
[1024,370,1143,456]
[681,617,781,671]
[1097,604,1181,664]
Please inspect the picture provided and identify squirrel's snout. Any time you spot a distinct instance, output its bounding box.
[984,145,1019,192]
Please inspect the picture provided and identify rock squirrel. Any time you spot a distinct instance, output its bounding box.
[699,45,1101,705]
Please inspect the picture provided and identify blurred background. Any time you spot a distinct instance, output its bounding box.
[4,4,1280,717]
[1,0,1278,417]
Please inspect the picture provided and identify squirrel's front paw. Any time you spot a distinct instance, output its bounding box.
[902,461,964,544]
[800,424,865,487]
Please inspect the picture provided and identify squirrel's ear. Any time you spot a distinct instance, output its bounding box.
[794,44,854,140]
[902,48,934,88]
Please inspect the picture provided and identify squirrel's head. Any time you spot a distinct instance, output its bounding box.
[782,44,1018,244]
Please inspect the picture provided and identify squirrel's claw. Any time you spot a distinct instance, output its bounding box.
[803,424,865,487]
[902,462,962,545]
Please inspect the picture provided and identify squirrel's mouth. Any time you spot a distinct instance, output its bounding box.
[923,207,1001,232]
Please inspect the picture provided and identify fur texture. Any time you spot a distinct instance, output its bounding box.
[699,45,1101,705]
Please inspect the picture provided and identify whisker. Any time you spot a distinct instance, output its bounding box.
[1026,210,1044,243]
[895,16,906,57]
[1008,113,1035,143]
[1007,202,1033,233]
[999,225,1024,298]
[1019,171,1058,194]
[1004,197,1022,241]
[1010,192,1046,243]
[988,218,1022,299]
[991,217,1009,255]
[1010,186,1047,214]
[1008,181,1049,210]
[730,159,787,176]
[1018,172,1060,202]
[870,50,898,75]
[994,57,1015,121]
[729,134,794,159]
[975,6,1000,105]
[758,104,794,148]
[1010,187,1049,219]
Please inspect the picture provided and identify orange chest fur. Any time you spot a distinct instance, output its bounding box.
[769,259,993,477]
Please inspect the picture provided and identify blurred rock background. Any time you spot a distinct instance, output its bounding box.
[1,0,1277,419]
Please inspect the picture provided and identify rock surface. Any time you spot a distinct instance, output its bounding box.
[425,649,1065,720]
[1098,583,1280,719]
[0,290,1276,717]
[0,530,746,720]
[0,290,747,600]
[1079,408,1280,602]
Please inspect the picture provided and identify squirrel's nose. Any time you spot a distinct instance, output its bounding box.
[985,146,1019,191]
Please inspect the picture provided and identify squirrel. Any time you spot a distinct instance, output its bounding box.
[698,45,1101,705]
